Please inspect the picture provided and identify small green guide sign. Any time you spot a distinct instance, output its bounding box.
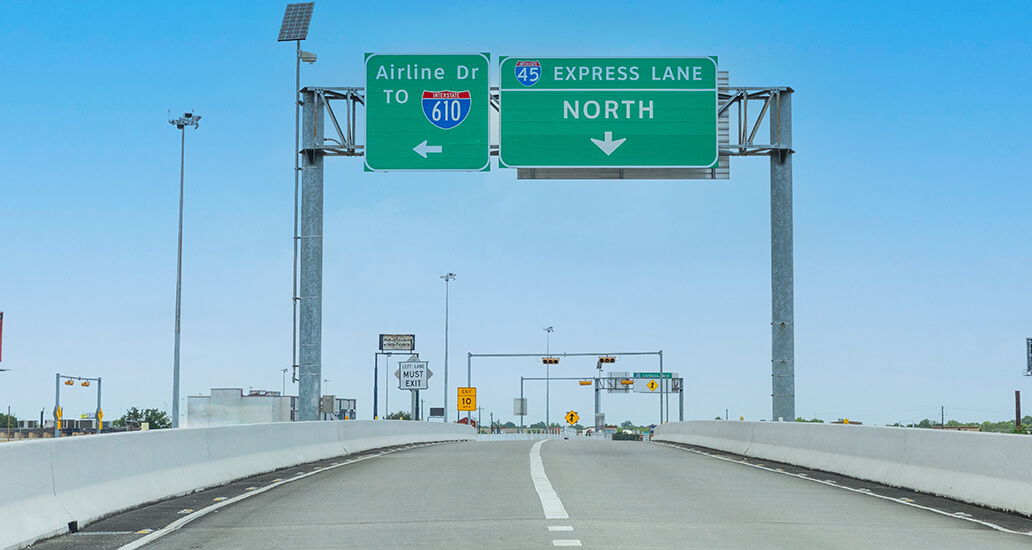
[633,372,672,379]
[365,53,490,171]
[499,57,718,169]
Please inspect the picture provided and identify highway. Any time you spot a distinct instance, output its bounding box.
[30,440,1032,549]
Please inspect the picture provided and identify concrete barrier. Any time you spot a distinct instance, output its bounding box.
[0,421,474,550]
[654,420,1032,516]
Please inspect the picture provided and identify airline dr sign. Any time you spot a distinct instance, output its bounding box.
[365,53,490,171]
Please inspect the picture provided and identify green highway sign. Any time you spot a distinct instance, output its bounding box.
[365,53,490,171]
[633,372,672,379]
[499,57,718,169]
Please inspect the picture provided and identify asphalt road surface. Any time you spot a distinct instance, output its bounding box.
[30,439,1032,549]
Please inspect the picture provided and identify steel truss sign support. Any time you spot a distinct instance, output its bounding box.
[297,81,794,422]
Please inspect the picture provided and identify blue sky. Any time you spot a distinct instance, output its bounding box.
[1,1,1030,427]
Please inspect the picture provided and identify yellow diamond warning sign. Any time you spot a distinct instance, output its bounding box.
[647,380,658,392]
[565,411,579,425]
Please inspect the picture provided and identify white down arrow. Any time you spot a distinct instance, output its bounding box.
[590,132,626,156]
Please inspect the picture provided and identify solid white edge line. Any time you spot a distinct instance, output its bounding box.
[654,442,1032,537]
[117,443,439,550]
[530,440,569,520]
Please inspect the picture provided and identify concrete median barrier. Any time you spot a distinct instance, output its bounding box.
[654,420,1032,516]
[0,421,474,550]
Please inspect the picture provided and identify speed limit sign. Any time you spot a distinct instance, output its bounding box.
[457,387,476,411]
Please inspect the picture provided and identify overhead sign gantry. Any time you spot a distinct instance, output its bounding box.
[292,49,794,423]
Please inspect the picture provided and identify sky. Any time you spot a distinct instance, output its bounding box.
[1,1,1030,428]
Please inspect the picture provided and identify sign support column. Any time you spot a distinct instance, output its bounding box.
[771,90,794,422]
[299,89,325,421]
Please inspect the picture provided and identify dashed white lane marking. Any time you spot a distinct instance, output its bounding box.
[117,443,439,550]
[552,540,582,547]
[530,440,569,520]
[548,526,574,531]
[655,442,1032,537]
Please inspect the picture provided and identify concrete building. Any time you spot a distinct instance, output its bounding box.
[187,388,358,427]
[188,388,294,428]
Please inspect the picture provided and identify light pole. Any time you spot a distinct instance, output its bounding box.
[441,272,456,421]
[169,111,200,429]
[278,2,316,395]
[544,326,553,430]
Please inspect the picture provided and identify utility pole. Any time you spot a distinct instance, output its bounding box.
[544,326,554,429]
[1016,391,1021,431]
[441,273,456,421]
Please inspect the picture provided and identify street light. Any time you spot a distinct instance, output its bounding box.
[544,326,554,430]
[169,111,200,429]
[441,273,456,422]
[278,2,315,406]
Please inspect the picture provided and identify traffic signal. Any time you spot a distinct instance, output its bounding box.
[81,381,90,387]
[542,357,559,365]
[598,356,615,364]
[64,379,73,386]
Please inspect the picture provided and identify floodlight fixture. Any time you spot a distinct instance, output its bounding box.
[169,112,201,131]
[278,2,315,42]
[300,50,317,64]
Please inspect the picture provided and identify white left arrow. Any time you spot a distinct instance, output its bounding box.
[413,140,443,158]
[591,131,626,156]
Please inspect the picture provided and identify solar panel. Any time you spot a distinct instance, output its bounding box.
[278,3,314,42]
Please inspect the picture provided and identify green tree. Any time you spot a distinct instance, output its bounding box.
[385,410,411,420]
[0,412,18,432]
[795,417,824,423]
[502,421,516,429]
[620,420,636,429]
[112,407,171,429]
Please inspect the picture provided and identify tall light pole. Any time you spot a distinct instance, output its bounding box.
[278,2,316,403]
[441,273,456,422]
[169,112,200,428]
[544,326,554,430]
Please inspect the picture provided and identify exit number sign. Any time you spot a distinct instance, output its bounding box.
[499,57,718,169]
[457,387,476,411]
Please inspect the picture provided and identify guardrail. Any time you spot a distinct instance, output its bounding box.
[0,420,475,550]
[654,420,1032,516]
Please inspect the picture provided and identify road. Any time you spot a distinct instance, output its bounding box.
[30,439,1032,549]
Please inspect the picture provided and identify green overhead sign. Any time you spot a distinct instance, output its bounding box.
[633,372,672,379]
[365,53,490,171]
[499,57,718,169]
